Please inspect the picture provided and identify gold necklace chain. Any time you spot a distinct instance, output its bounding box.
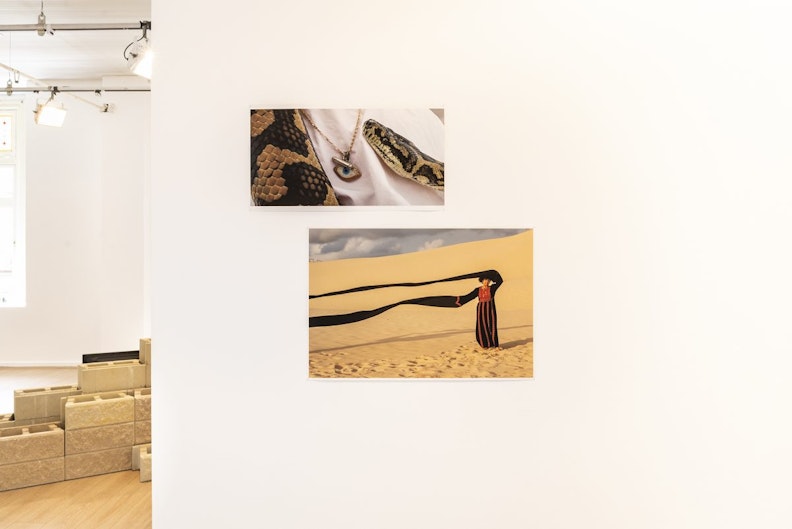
[300,109,363,158]
[300,109,364,181]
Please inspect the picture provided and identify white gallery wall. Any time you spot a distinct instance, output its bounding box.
[151,1,792,528]
[0,92,150,365]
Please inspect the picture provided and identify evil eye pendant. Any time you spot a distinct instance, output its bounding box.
[332,156,361,180]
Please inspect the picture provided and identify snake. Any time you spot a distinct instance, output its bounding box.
[362,119,444,190]
[250,109,339,206]
[250,110,444,206]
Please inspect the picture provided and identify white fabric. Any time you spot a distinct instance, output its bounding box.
[300,109,444,206]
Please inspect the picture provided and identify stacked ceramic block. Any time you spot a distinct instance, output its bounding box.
[133,444,152,482]
[0,424,65,491]
[78,360,146,394]
[134,389,151,445]
[140,338,152,387]
[11,385,82,428]
[0,337,153,490]
[63,393,136,480]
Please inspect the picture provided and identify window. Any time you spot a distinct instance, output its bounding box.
[0,101,25,307]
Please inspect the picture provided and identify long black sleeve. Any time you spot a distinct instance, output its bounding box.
[308,269,503,327]
[489,270,504,297]
[310,294,469,327]
[456,288,479,306]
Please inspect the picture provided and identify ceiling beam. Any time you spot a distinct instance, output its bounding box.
[5,87,150,93]
[0,21,150,32]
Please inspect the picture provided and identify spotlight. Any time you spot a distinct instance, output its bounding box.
[124,21,153,79]
[34,90,67,127]
[128,42,153,79]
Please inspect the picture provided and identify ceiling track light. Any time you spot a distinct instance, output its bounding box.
[2,61,149,118]
[0,21,150,32]
[34,88,67,127]
[0,3,150,34]
[124,21,153,80]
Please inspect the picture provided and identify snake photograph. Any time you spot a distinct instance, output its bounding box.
[250,109,445,206]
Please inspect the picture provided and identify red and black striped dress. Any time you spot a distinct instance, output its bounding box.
[456,274,502,348]
[474,285,499,348]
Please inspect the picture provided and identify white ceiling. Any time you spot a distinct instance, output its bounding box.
[0,0,151,85]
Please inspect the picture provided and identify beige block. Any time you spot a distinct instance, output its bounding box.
[9,416,62,428]
[78,360,146,393]
[13,385,82,421]
[134,389,151,421]
[65,422,134,455]
[65,447,132,480]
[64,393,135,430]
[1,419,61,431]
[0,424,64,466]
[140,338,152,387]
[139,447,151,482]
[0,413,13,429]
[132,443,152,470]
[139,338,151,365]
[0,457,64,492]
[134,420,151,445]
[59,389,135,423]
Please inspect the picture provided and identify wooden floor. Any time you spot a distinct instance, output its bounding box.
[0,470,152,529]
[0,367,152,529]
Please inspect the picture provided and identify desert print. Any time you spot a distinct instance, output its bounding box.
[308,229,533,378]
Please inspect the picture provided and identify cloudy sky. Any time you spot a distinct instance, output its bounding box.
[309,229,528,261]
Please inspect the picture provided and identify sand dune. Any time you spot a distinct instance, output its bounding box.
[309,231,533,378]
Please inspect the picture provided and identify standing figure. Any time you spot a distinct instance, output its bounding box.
[456,271,503,349]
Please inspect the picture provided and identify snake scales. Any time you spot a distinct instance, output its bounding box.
[250,109,444,206]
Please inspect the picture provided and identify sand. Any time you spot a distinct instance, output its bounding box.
[309,231,533,378]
